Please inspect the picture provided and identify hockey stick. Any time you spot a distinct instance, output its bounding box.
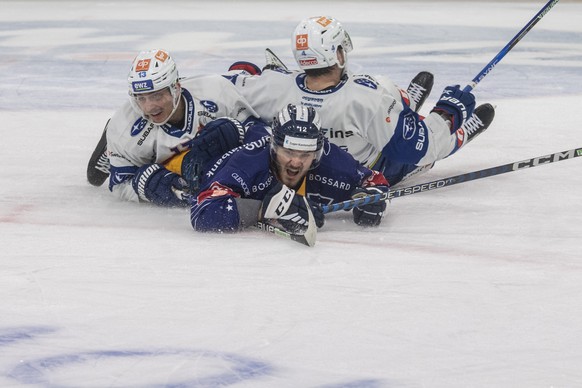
[255,221,316,247]
[463,0,560,92]
[321,146,582,214]
[254,201,318,247]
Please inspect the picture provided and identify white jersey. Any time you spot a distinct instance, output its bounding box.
[107,74,257,202]
[225,69,456,170]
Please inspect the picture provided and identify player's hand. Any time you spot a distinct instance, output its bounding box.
[432,85,476,132]
[351,186,389,227]
[132,164,190,207]
[260,182,324,233]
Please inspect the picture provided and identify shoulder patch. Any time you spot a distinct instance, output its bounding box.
[130,118,148,137]
[353,76,378,90]
[200,100,218,113]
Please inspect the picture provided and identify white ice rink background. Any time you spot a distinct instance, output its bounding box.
[1,1,582,387]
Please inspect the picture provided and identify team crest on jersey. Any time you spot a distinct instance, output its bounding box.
[354,77,378,90]
[200,100,218,113]
[130,118,148,136]
[402,113,417,140]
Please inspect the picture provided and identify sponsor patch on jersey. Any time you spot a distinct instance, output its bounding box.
[130,118,148,136]
[135,59,150,72]
[296,34,308,50]
[131,79,154,93]
[200,100,218,113]
[402,113,417,140]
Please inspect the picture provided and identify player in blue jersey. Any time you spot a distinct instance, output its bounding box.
[190,104,390,234]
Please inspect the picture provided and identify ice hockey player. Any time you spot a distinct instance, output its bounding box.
[190,104,390,234]
[225,16,495,185]
[95,49,260,207]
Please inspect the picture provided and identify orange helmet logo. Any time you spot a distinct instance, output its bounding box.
[316,17,332,27]
[135,59,151,72]
[296,34,308,50]
[155,50,168,62]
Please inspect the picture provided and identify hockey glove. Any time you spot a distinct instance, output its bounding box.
[432,85,476,132]
[228,61,262,75]
[351,186,389,227]
[260,182,324,234]
[132,164,190,207]
[192,117,246,157]
[181,117,246,191]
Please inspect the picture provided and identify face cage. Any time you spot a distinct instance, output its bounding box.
[270,138,323,171]
[129,83,181,125]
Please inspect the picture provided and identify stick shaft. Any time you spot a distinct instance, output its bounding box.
[321,147,582,214]
[463,0,560,92]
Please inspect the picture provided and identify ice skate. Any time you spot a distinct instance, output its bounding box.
[462,103,495,144]
[407,71,434,112]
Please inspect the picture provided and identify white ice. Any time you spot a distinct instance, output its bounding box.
[1,1,582,387]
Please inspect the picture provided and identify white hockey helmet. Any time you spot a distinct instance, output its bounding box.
[127,49,181,124]
[292,16,353,71]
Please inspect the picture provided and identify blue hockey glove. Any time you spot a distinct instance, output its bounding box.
[432,85,476,132]
[260,182,324,233]
[132,164,190,207]
[181,117,246,191]
[192,117,246,157]
[351,186,389,227]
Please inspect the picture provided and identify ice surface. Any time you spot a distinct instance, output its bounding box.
[1,1,581,387]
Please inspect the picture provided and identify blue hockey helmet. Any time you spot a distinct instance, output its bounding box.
[271,104,325,169]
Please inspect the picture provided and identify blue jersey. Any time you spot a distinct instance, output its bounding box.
[191,134,379,232]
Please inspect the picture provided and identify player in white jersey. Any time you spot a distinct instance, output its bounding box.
[225,16,495,185]
[104,49,258,207]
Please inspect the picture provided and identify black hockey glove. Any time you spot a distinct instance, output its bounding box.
[351,186,388,227]
[181,117,246,192]
[432,85,476,132]
[132,164,190,207]
[260,182,324,233]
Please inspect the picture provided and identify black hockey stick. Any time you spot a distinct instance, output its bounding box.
[321,146,582,214]
[464,0,560,92]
